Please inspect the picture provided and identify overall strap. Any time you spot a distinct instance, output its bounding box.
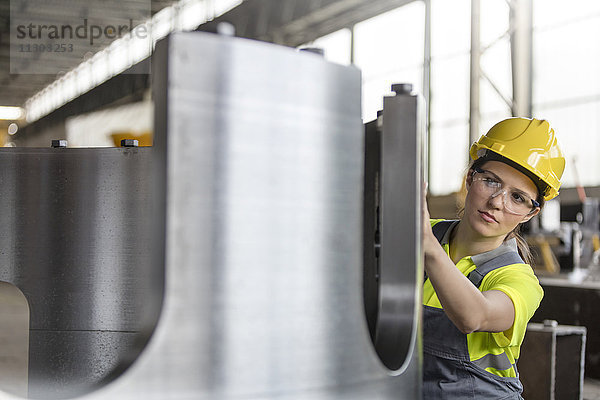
[426,220,524,289]
[468,240,524,288]
[432,220,457,243]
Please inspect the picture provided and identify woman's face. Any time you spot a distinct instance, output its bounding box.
[464,160,540,239]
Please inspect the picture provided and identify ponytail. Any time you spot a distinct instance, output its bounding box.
[506,225,533,265]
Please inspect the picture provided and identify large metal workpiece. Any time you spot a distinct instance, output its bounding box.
[0,32,423,399]
[0,147,160,399]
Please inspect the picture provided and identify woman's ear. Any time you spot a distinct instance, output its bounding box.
[465,169,474,190]
[521,207,540,223]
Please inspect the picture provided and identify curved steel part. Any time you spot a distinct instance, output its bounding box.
[362,118,382,346]
[0,32,421,399]
[0,147,162,399]
[362,89,424,373]
[373,90,424,372]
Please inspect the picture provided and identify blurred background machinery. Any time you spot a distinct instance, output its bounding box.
[519,190,600,386]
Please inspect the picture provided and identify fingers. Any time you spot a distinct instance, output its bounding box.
[422,182,431,224]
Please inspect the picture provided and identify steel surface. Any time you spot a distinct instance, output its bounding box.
[0,147,161,399]
[370,88,423,373]
[0,31,421,399]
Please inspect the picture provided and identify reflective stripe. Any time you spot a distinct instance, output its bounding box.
[472,352,514,372]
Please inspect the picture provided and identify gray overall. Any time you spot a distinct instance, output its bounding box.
[423,220,525,399]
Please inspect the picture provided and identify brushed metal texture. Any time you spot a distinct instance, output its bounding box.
[374,91,423,372]
[0,32,421,400]
[87,32,420,400]
[0,147,161,399]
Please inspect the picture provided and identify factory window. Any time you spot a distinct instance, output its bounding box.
[532,0,600,189]
[430,0,512,195]
[301,0,600,195]
[353,1,425,122]
[309,28,352,66]
[304,0,513,196]
[299,2,425,122]
[429,0,471,195]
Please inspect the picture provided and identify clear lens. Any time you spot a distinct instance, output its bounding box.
[472,175,536,216]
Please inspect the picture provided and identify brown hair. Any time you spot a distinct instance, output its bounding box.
[461,153,546,265]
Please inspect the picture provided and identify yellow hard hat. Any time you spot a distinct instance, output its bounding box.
[470,118,565,201]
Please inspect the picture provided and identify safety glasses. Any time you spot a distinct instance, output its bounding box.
[471,167,540,216]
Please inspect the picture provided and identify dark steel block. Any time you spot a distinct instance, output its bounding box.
[0,147,163,398]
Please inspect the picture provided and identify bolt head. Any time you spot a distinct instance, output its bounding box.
[391,83,413,95]
[121,139,139,147]
[543,319,558,328]
[51,139,67,148]
[216,22,236,36]
[299,47,325,57]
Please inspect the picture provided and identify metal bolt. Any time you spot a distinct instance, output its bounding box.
[51,139,67,148]
[216,22,235,37]
[121,139,139,148]
[391,83,413,95]
[300,47,325,57]
[543,319,558,328]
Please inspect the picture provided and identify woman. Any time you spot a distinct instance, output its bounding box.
[422,117,565,399]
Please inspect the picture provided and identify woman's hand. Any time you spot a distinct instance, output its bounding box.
[422,182,440,257]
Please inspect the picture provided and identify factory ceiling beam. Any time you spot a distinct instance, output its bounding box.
[1,0,414,111]
[0,0,180,108]
[198,0,415,47]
